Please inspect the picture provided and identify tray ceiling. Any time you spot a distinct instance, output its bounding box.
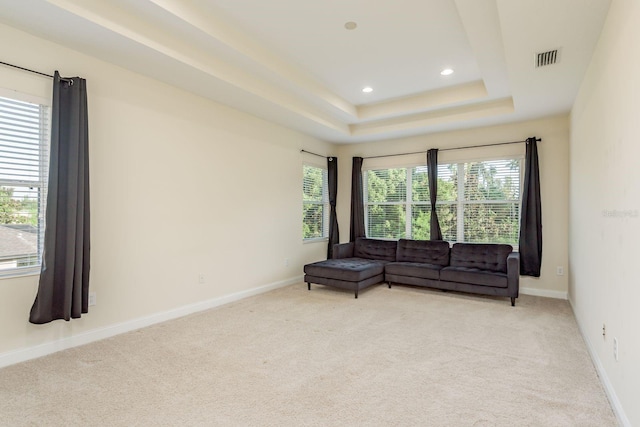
[0,0,611,143]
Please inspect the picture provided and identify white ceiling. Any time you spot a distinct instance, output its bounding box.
[0,0,611,144]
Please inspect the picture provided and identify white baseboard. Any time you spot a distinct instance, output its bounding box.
[569,297,631,427]
[520,287,568,300]
[0,276,302,369]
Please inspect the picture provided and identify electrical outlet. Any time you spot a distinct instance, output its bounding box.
[613,338,619,361]
[89,292,97,306]
[556,266,564,276]
[285,258,290,267]
[198,274,205,284]
[602,323,606,338]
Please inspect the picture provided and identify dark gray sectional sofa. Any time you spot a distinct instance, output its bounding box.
[304,237,520,305]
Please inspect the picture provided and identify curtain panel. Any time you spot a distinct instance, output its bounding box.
[327,157,339,258]
[30,71,91,324]
[427,149,443,240]
[518,137,542,277]
[349,157,366,242]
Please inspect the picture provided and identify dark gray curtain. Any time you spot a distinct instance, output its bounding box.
[349,157,366,242]
[519,137,542,277]
[30,71,90,324]
[427,149,443,240]
[327,157,339,258]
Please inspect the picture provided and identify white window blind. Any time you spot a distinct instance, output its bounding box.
[365,168,407,239]
[410,166,430,240]
[365,167,432,240]
[435,163,458,241]
[364,157,522,245]
[0,95,50,276]
[303,165,328,240]
[462,160,521,245]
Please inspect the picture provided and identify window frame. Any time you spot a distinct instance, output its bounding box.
[439,157,524,246]
[0,90,51,278]
[363,155,524,246]
[363,166,428,241]
[302,163,329,242]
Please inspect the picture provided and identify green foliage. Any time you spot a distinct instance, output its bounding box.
[366,169,406,239]
[461,161,520,244]
[303,204,324,239]
[367,204,406,239]
[365,160,520,245]
[367,168,406,203]
[434,164,458,241]
[0,187,37,226]
[436,204,458,241]
[303,166,324,201]
[303,166,325,239]
[436,163,458,202]
[410,205,430,240]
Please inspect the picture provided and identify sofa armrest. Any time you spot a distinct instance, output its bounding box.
[507,252,520,297]
[333,242,354,259]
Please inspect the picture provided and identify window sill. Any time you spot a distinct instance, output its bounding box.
[0,268,40,280]
[303,237,329,244]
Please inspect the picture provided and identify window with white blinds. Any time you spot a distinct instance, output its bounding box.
[364,157,522,245]
[0,95,50,276]
[365,167,430,240]
[437,159,522,245]
[303,164,329,240]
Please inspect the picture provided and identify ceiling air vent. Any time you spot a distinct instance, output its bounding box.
[536,49,559,67]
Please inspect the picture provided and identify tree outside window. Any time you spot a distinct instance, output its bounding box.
[364,158,521,245]
[0,95,49,275]
[303,165,328,240]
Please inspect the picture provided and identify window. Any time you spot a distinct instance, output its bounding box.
[438,159,522,245]
[302,164,328,240]
[364,167,429,240]
[364,157,522,245]
[0,95,50,276]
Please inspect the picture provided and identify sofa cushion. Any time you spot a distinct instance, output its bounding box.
[354,237,398,261]
[440,266,508,288]
[304,258,385,282]
[396,239,450,266]
[385,262,443,280]
[449,243,513,273]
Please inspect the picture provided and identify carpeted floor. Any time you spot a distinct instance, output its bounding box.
[0,284,617,426]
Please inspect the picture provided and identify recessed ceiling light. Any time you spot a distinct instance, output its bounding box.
[440,68,454,76]
[345,21,358,30]
[362,86,373,93]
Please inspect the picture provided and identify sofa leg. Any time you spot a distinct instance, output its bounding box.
[511,297,515,307]
[355,290,358,299]
[388,282,392,289]
[307,282,310,291]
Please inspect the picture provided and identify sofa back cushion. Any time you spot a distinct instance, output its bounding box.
[354,238,398,261]
[450,243,513,273]
[396,239,450,266]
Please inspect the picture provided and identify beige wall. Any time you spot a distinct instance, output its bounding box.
[8,15,628,421]
[0,24,332,360]
[336,116,570,297]
[570,1,639,425]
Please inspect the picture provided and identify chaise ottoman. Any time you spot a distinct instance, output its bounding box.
[304,258,385,298]
[304,238,398,298]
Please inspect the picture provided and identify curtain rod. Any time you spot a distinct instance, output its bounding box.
[0,61,74,85]
[301,149,337,160]
[364,137,541,160]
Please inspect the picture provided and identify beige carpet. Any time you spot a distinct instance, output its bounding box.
[0,284,617,426]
